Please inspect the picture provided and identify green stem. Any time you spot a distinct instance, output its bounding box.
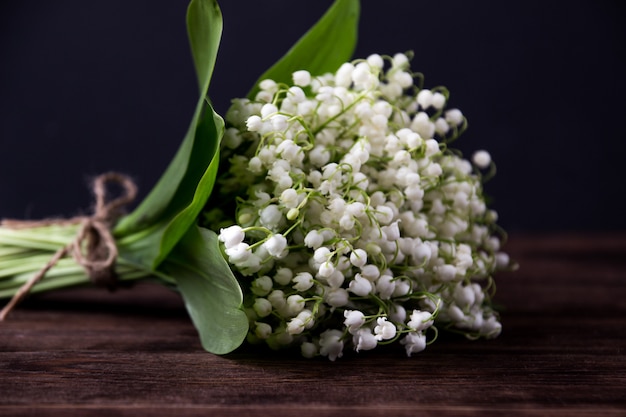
[0,224,162,305]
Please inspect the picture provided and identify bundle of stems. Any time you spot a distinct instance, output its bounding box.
[0,222,158,306]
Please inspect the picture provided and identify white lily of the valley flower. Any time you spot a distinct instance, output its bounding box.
[319,329,344,361]
[292,272,314,291]
[343,310,366,334]
[292,70,311,87]
[407,310,434,332]
[348,274,373,296]
[401,332,427,357]
[374,317,396,341]
[210,52,508,360]
[287,317,306,335]
[472,150,492,169]
[353,328,378,352]
[219,225,245,249]
[253,298,272,318]
[264,234,288,258]
[254,322,272,339]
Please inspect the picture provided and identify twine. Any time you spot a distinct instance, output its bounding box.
[0,172,137,320]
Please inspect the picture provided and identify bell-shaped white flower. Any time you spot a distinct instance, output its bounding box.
[343,310,366,334]
[264,234,288,258]
[353,328,378,352]
[219,225,245,249]
[253,298,272,318]
[254,322,272,339]
[401,332,427,357]
[246,115,263,132]
[407,310,434,332]
[292,272,314,291]
[287,318,306,335]
[374,317,397,341]
[251,276,273,296]
[319,329,344,361]
[349,249,367,268]
[472,150,492,169]
[348,274,373,296]
[325,287,349,307]
[292,70,311,87]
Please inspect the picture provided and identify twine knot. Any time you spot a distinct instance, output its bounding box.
[0,172,137,320]
[72,172,137,288]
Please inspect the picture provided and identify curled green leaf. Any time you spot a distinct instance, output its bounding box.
[115,0,224,268]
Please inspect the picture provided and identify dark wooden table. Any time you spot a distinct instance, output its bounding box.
[1,233,625,416]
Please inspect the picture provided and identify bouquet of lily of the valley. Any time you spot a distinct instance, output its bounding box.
[0,0,515,360]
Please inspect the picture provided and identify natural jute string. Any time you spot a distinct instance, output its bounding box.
[0,172,137,320]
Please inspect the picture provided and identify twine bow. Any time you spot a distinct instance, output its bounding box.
[0,172,137,320]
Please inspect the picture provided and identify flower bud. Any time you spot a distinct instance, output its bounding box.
[472,150,492,169]
[253,298,272,318]
[292,272,314,291]
[255,322,272,339]
[292,71,311,87]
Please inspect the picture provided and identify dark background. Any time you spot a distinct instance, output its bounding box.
[1,1,624,232]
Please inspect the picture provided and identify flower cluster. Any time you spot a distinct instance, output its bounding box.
[206,53,512,360]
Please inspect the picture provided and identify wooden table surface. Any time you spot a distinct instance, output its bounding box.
[1,233,625,416]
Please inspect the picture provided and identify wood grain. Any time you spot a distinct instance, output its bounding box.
[1,233,625,416]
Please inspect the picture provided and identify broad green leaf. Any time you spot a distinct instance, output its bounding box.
[115,0,223,240]
[115,0,224,267]
[163,226,247,355]
[247,0,360,99]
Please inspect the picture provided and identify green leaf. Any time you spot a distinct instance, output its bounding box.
[118,106,224,268]
[163,226,247,355]
[248,0,360,99]
[115,0,224,267]
[154,108,223,266]
[187,0,222,95]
